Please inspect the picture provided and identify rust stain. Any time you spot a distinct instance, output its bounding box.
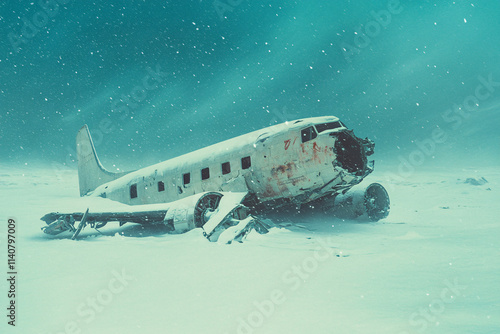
[312,142,322,164]
[262,184,278,198]
[284,139,291,150]
[271,162,296,179]
[300,143,306,154]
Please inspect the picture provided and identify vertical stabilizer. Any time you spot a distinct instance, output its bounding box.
[76,125,126,196]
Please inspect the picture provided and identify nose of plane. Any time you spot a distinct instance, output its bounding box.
[330,130,374,176]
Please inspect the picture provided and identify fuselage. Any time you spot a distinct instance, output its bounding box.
[90,116,374,209]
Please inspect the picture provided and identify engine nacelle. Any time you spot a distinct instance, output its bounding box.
[330,183,390,221]
[307,183,390,221]
[163,192,223,233]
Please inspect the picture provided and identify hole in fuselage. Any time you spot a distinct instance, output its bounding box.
[333,132,366,175]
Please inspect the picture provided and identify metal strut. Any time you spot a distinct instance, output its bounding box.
[71,208,89,240]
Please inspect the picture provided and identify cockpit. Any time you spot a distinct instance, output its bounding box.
[300,119,373,176]
[315,121,345,133]
[301,121,346,143]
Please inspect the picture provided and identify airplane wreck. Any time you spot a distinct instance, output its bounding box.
[41,116,390,243]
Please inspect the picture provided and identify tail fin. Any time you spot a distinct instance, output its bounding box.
[76,125,127,196]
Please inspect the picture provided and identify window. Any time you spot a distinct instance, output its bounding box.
[158,181,165,192]
[241,156,251,169]
[315,121,343,133]
[130,184,138,199]
[201,167,210,180]
[222,162,231,175]
[183,173,190,185]
[301,126,318,143]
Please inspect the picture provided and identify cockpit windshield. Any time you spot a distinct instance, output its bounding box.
[315,121,344,133]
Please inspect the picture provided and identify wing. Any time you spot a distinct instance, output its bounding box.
[40,192,271,243]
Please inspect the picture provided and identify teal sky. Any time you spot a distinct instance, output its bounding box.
[1,0,499,170]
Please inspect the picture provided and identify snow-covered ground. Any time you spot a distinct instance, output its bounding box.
[1,165,499,334]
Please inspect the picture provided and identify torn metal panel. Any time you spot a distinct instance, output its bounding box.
[201,192,249,238]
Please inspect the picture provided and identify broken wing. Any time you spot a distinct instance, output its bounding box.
[40,192,270,243]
